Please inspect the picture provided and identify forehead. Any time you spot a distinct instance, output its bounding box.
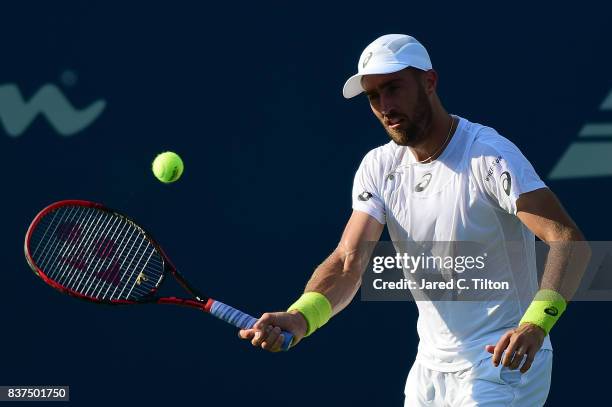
[361,69,417,93]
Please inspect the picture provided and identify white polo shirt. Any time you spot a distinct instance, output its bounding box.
[352,115,552,372]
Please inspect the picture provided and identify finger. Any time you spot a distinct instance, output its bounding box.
[252,325,273,347]
[520,350,535,374]
[502,337,520,367]
[485,345,495,354]
[509,346,528,370]
[238,328,256,340]
[261,327,283,352]
[493,331,513,366]
[253,313,275,330]
[272,333,286,352]
[261,326,281,351]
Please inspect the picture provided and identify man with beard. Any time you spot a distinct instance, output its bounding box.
[238,34,588,406]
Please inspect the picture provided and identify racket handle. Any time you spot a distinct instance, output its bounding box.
[209,300,294,351]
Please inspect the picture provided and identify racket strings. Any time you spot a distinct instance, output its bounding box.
[42,208,159,300]
[61,211,133,297]
[28,205,164,301]
[33,206,139,297]
[34,206,83,271]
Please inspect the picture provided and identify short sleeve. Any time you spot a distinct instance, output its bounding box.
[352,150,386,224]
[471,134,547,215]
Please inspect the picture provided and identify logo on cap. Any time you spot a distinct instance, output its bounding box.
[415,173,432,192]
[362,52,373,68]
[500,171,512,196]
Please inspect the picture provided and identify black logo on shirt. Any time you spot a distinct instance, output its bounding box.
[414,173,432,192]
[358,191,373,201]
[500,171,512,196]
[544,307,559,317]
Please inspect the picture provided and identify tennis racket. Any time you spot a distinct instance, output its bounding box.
[24,200,293,351]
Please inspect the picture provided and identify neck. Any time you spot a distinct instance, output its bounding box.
[410,109,455,162]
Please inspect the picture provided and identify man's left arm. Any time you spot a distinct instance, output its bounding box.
[487,187,591,373]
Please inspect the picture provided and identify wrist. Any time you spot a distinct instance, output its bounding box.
[288,309,308,338]
[519,321,547,337]
[287,292,332,337]
[519,289,567,335]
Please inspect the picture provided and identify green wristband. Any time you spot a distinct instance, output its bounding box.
[287,292,332,337]
[519,289,567,334]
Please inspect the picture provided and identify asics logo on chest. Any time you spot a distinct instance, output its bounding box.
[414,173,432,192]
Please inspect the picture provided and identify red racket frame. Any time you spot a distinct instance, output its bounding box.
[24,200,215,312]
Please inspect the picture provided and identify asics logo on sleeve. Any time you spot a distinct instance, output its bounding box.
[414,173,432,192]
[500,171,512,196]
[358,191,373,201]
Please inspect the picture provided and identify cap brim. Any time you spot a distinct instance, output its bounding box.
[342,63,409,99]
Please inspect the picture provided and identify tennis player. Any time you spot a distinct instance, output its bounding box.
[239,34,589,406]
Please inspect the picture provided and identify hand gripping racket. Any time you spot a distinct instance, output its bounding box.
[24,200,293,351]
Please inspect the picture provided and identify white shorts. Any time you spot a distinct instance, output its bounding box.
[404,350,553,406]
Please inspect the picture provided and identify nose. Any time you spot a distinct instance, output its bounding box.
[379,94,395,117]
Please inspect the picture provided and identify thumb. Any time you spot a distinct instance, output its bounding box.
[485,345,495,354]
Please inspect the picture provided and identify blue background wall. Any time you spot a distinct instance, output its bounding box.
[1,1,610,405]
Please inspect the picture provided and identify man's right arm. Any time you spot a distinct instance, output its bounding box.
[303,210,384,315]
[238,210,384,351]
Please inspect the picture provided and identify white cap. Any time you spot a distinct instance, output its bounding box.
[342,34,432,99]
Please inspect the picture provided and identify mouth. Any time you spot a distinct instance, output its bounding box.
[385,118,403,130]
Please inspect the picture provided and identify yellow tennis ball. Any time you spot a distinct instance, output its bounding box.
[152,151,184,183]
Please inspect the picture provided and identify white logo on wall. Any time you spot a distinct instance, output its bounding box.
[549,89,612,179]
[0,71,106,137]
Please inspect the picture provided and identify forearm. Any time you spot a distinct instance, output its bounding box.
[304,245,369,315]
[516,188,591,302]
[287,211,383,338]
[517,233,589,335]
[540,229,591,301]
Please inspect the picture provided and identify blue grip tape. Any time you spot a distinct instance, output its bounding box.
[210,300,294,351]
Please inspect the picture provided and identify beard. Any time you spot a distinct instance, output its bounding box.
[384,86,433,147]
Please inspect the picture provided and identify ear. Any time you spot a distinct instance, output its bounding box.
[422,70,438,95]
